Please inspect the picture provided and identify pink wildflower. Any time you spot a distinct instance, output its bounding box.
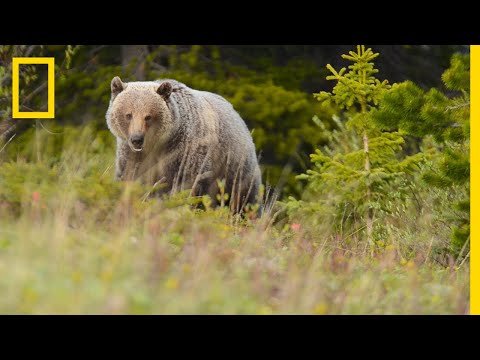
[32,191,40,203]
[291,223,301,232]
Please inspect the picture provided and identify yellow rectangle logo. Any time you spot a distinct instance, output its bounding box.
[12,57,55,119]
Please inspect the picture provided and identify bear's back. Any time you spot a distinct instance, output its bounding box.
[191,88,254,147]
[157,80,255,150]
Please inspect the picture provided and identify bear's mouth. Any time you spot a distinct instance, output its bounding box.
[128,141,143,152]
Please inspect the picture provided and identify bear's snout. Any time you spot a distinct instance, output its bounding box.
[130,133,144,151]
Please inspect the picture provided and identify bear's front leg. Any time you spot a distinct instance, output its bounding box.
[115,138,128,180]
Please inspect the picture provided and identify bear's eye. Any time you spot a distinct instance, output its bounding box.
[126,114,132,120]
[145,115,152,122]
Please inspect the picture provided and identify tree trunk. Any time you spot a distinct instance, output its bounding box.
[121,45,148,80]
[363,129,374,255]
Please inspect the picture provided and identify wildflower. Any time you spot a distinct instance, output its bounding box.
[165,277,179,290]
[32,191,40,203]
[290,223,301,232]
[313,303,328,315]
[257,305,273,315]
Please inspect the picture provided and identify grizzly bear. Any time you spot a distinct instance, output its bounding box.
[106,77,262,212]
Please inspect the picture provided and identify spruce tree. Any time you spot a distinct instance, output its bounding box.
[294,46,423,254]
[373,53,470,256]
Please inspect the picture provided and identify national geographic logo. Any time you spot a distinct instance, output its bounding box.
[12,57,55,119]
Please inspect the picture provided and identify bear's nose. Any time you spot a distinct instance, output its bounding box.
[130,134,144,148]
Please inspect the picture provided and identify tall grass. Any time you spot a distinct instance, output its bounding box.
[0,125,469,314]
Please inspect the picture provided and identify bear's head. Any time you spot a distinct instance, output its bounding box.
[106,76,174,152]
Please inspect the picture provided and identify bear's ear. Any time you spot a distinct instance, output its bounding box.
[157,82,172,100]
[111,76,125,98]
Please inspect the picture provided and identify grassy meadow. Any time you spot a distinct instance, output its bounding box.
[0,125,469,314]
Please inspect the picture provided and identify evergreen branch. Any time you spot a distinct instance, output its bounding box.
[445,102,469,112]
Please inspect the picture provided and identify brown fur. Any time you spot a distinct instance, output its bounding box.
[106,77,261,212]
